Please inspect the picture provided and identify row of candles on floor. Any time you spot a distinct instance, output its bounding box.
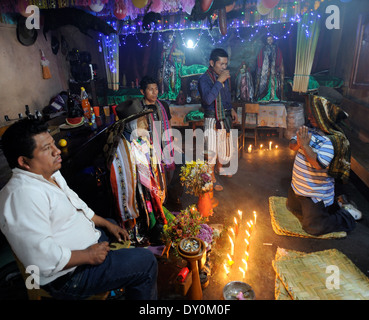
[223,210,257,279]
[248,141,279,153]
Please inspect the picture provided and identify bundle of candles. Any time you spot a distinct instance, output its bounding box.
[223,210,257,280]
[247,141,279,153]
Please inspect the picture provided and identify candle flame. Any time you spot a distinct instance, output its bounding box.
[238,210,242,220]
[246,230,251,238]
[275,145,279,149]
[244,238,249,246]
[244,252,249,262]
[228,235,234,255]
[239,267,245,278]
[229,228,235,237]
[234,217,238,225]
[223,263,229,275]
[227,253,234,265]
[247,222,251,228]
[228,235,234,245]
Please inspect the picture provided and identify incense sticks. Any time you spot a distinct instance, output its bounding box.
[293,14,321,93]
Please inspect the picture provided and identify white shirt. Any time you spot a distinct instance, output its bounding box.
[0,168,101,285]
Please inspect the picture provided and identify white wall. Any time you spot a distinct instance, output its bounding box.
[0,21,103,125]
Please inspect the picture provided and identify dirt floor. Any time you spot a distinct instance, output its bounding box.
[159,136,369,301]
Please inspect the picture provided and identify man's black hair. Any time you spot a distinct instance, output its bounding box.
[1,118,49,169]
[210,48,228,63]
[140,76,158,92]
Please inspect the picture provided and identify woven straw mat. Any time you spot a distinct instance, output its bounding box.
[273,248,369,300]
[269,196,347,239]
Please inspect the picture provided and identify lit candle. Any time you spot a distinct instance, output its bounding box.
[275,145,279,149]
[244,238,249,251]
[269,141,272,150]
[244,251,249,262]
[229,227,235,239]
[253,211,257,224]
[223,263,230,275]
[260,144,263,150]
[234,217,238,235]
[242,259,248,272]
[227,253,234,265]
[245,229,251,238]
[238,210,243,222]
[239,267,245,279]
[229,235,234,256]
[249,220,254,232]
[248,145,252,153]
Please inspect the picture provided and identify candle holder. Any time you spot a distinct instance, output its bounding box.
[223,281,255,300]
[177,237,206,300]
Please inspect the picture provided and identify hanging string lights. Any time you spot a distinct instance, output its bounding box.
[92,0,326,49]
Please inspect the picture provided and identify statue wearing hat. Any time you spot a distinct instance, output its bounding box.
[104,98,169,245]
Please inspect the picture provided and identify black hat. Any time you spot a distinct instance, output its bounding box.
[116,99,144,120]
[16,16,38,46]
[116,99,153,122]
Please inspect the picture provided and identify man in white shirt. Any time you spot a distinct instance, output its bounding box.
[0,118,157,299]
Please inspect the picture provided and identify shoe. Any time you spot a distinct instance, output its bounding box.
[342,204,362,221]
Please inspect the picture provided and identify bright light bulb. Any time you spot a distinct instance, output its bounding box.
[186,39,194,48]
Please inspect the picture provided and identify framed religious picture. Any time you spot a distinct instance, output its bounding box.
[350,14,369,88]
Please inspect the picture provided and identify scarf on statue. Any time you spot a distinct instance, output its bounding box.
[310,95,351,183]
[131,137,167,228]
[206,67,232,131]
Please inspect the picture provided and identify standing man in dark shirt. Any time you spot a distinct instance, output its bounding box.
[198,48,238,191]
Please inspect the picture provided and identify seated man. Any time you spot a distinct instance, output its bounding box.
[287,96,359,236]
[0,118,157,300]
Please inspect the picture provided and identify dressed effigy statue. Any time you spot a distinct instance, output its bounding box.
[255,36,284,102]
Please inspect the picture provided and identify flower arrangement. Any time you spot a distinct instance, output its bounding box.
[197,223,214,251]
[179,160,213,196]
[162,205,209,255]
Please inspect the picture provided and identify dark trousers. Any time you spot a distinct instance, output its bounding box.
[42,221,158,300]
[286,186,356,236]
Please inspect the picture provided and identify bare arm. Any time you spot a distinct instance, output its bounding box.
[91,214,129,242]
[289,138,300,151]
[63,241,110,270]
[296,126,323,170]
[63,215,129,270]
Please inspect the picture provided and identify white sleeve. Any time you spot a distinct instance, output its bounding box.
[2,187,71,278]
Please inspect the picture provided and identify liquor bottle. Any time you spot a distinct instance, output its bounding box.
[67,90,74,112]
